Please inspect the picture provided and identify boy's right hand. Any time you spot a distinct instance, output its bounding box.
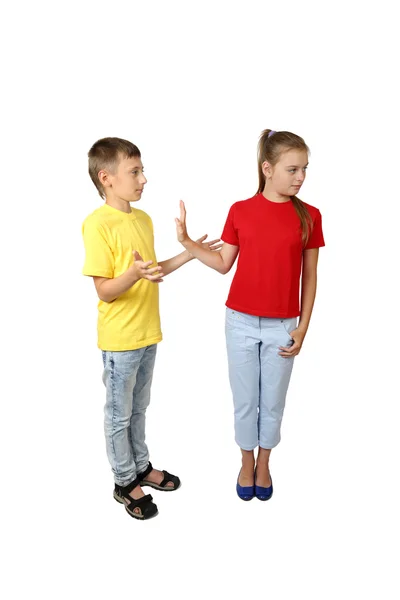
[175,200,190,244]
[131,251,164,282]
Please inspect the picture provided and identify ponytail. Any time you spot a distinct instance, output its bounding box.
[257,128,313,246]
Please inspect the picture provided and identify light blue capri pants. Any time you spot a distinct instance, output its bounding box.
[225,308,297,450]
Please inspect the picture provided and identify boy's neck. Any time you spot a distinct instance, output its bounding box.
[105,196,132,214]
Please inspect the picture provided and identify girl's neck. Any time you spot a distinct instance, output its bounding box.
[261,185,291,204]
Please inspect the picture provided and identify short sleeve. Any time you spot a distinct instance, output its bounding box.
[82,218,114,278]
[221,204,239,246]
[305,209,325,249]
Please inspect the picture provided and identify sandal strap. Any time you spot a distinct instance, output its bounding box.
[126,494,154,514]
[159,470,179,488]
[137,461,153,481]
[127,493,153,508]
[115,476,140,497]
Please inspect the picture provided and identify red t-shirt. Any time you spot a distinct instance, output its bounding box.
[221,193,325,318]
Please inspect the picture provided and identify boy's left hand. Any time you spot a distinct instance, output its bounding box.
[279,327,307,358]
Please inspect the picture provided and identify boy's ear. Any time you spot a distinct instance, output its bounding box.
[98,169,111,188]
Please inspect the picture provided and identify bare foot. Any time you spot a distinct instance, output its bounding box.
[128,484,145,515]
[255,463,272,488]
[239,462,255,487]
[142,468,174,489]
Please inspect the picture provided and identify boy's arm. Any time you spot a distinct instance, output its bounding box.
[158,251,192,276]
[93,251,164,303]
[175,201,238,274]
[83,218,163,303]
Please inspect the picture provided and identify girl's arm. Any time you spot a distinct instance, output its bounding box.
[175,200,239,274]
[159,235,222,276]
[279,248,320,358]
[298,248,320,334]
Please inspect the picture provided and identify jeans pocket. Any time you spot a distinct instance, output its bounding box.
[225,308,241,321]
[279,318,297,344]
[225,311,251,366]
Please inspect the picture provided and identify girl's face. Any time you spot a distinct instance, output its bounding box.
[264,149,309,196]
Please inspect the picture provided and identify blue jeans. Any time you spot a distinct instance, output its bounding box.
[225,309,296,450]
[101,345,157,486]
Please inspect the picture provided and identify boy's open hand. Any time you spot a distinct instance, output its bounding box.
[131,251,164,282]
[175,200,190,244]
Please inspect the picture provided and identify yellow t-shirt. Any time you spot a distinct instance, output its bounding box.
[82,204,162,351]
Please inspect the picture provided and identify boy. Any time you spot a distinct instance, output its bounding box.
[82,137,220,520]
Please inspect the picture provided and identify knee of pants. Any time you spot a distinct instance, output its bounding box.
[234,400,258,421]
[104,407,132,433]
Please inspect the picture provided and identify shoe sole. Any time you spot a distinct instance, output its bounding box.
[256,492,273,501]
[140,481,181,492]
[113,491,159,520]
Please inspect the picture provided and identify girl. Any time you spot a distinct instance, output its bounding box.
[175,129,325,501]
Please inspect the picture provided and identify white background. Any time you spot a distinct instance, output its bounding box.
[1,0,399,598]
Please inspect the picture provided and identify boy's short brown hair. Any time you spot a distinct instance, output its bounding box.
[88,137,141,199]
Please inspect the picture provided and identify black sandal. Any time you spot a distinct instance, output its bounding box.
[114,477,158,520]
[138,461,181,491]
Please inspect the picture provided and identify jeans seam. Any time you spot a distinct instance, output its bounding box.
[109,352,120,478]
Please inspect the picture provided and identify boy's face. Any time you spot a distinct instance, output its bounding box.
[102,155,147,203]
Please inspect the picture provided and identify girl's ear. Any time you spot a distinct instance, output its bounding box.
[262,160,272,179]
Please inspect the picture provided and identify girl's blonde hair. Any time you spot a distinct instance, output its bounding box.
[257,129,313,246]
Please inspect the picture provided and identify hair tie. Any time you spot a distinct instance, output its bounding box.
[268,130,276,138]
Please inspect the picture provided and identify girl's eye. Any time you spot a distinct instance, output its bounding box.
[288,167,307,173]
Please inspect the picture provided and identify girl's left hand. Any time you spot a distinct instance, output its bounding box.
[279,328,306,358]
[194,234,223,252]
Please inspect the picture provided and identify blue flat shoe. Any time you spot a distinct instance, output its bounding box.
[255,470,273,501]
[236,470,255,501]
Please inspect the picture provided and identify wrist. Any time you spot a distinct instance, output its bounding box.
[181,238,195,251]
[183,248,195,261]
[297,322,308,335]
[128,265,141,284]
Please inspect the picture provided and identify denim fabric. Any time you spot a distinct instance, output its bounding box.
[225,309,296,450]
[101,344,157,486]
